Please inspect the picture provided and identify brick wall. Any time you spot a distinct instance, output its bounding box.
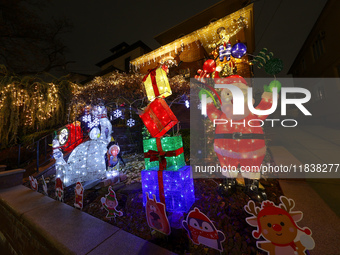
[0,201,66,255]
[0,185,173,255]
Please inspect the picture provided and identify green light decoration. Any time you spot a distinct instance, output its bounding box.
[252,48,283,75]
[143,136,186,171]
[265,58,284,76]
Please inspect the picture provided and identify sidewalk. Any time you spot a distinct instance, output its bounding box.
[279,180,340,255]
[268,125,340,217]
[268,125,340,254]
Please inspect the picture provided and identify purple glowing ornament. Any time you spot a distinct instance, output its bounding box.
[231,42,247,59]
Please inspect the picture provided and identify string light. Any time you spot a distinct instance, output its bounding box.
[185,99,190,108]
[131,6,251,70]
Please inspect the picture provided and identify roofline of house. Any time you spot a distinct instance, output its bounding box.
[109,42,129,53]
[80,65,122,85]
[95,40,152,67]
[154,0,250,45]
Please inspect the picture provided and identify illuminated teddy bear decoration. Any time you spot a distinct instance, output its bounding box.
[244,196,315,255]
[204,74,280,198]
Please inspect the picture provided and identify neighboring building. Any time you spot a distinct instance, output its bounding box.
[288,0,340,125]
[68,72,91,84]
[96,41,152,74]
[79,41,152,84]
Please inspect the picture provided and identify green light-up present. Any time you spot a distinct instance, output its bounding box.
[143,136,185,171]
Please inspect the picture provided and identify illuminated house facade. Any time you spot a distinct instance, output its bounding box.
[131,1,255,78]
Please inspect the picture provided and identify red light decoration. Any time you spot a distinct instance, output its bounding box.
[139,98,178,138]
[59,121,83,152]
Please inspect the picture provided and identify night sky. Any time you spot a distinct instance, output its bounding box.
[44,0,328,77]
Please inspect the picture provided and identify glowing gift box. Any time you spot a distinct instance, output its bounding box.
[142,165,195,213]
[143,65,172,102]
[143,136,185,171]
[139,98,178,138]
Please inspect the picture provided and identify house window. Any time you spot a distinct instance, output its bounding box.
[311,32,325,61]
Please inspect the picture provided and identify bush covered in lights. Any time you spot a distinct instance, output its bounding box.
[141,166,195,212]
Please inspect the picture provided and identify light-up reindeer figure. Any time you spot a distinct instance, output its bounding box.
[244,196,314,255]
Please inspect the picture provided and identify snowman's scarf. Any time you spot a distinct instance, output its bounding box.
[188,225,218,243]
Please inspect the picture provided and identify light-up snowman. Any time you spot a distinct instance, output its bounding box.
[55,105,116,187]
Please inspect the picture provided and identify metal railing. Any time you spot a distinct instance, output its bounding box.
[16,124,88,173]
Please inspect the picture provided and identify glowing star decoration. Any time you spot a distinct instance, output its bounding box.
[29,176,38,191]
[182,207,226,252]
[42,175,48,195]
[143,65,172,102]
[55,177,64,202]
[145,193,171,235]
[113,109,122,119]
[244,196,315,255]
[74,182,84,209]
[127,118,135,127]
[101,186,123,219]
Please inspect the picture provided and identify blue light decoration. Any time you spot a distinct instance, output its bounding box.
[127,118,135,127]
[82,114,91,123]
[141,165,195,212]
[81,114,99,130]
[231,42,247,59]
[113,109,122,119]
[225,42,232,61]
[88,117,99,129]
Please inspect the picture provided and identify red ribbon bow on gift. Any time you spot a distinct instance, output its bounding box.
[144,138,184,171]
[142,65,169,99]
[144,137,184,205]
